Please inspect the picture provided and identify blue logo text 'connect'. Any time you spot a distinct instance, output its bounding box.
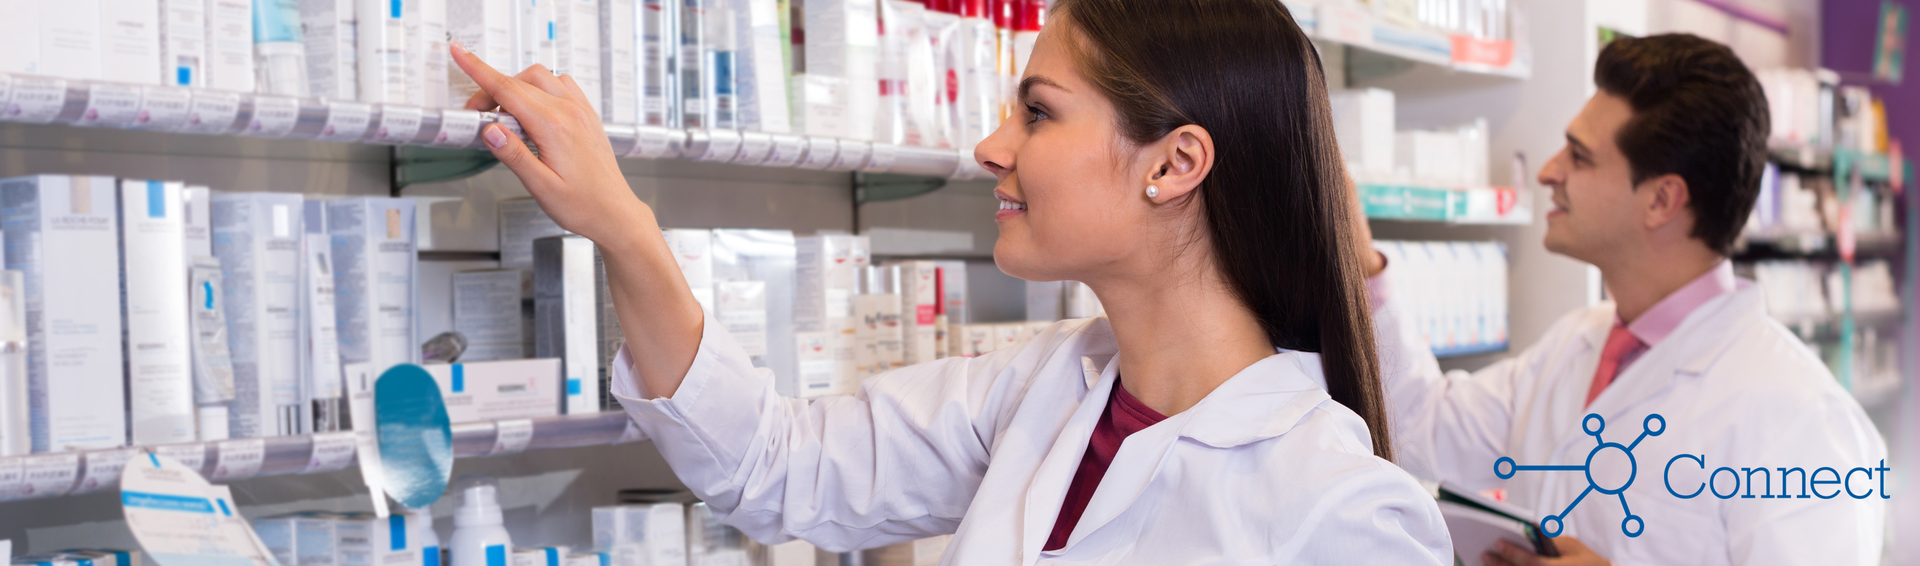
[1495,413,1666,538]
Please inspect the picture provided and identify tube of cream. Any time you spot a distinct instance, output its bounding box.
[189,256,237,441]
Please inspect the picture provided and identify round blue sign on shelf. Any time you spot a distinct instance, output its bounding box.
[375,363,453,510]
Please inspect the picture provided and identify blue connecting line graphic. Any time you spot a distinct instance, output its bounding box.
[1495,413,1666,538]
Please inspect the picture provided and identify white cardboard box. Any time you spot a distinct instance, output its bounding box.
[211,192,305,438]
[553,0,604,115]
[300,0,359,100]
[0,0,42,74]
[423,358,562,423]
[448,0,520,103]
[802,0,877,140]
[43,0,105,80]
[733,0,789,134]
[2,175,126,451]
[327,197,418,373]
[600,0,637,124]
[159,0,209,87]
[532,235,600,414]
[118,180,196,445]
[894,261,938,365]
[101,0,165,84]
[302,201,344,433]
[205,0,254,91]
[455,269,531,363]
[592,503,686,566]
[358,0,411,103]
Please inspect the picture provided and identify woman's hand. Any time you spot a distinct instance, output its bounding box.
[449,41,704,399]
[449,40,653,255]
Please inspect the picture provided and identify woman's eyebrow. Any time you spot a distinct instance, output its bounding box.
[1019,76,1068,102]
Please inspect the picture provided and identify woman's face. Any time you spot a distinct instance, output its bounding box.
[976,21,1159,284]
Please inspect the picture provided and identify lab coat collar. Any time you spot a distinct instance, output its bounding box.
[1576,284,1763,429]
[1040,350,1335,556]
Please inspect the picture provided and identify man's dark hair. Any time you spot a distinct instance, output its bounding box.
[1594,34,1769,256]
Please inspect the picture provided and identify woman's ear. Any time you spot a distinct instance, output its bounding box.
[1144,125,1215,204]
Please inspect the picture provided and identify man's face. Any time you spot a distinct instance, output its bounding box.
[1538,92,1647,265]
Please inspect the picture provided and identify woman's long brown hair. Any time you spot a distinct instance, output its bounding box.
[1054,0,1392,460]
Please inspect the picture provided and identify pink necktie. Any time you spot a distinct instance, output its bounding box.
[1586,324,1643,407]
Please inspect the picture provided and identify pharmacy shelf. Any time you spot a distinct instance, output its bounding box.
[1432,342,1508,359]
[1735,231,1904,260]
[1294,2,1530,80]
[0,73,983,180]
[1358,183,1531,225]
[0,411,638,503]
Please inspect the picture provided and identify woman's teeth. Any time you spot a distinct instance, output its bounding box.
[999,200,1026,211]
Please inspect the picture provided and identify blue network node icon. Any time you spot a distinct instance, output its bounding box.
[1494,413,1666,538]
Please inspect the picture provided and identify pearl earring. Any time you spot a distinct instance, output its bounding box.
[1146,185,1159,198]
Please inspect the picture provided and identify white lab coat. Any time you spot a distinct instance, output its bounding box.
[1372,267,1887,566]
[611,313,1452,565]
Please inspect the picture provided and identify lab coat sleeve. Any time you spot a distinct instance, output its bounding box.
[608,310,1028,552]
[1368,262,1526,489]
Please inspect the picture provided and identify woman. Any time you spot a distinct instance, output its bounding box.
[451,0,1450,562]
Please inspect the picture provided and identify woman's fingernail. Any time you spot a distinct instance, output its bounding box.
[450,38,469,55]
[483,125,508,148]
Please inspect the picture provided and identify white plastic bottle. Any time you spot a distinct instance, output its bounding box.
[413,508,444,566]
[450,482,512,566]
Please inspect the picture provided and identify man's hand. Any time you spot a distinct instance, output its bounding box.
[1482,537,1611,566]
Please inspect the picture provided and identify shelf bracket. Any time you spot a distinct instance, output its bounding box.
[855,172,948,204]
[392,146,501,195]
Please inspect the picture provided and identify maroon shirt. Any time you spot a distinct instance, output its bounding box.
[1044,378,1168,552]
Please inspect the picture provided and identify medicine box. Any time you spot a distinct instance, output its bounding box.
[423,358,563,423]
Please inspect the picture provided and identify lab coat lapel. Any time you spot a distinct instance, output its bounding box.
[1053,353,1330,553]
[1584,287,1758,419]
[1019,355,1120,564]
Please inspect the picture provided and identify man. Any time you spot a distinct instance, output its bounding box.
[1357,34,1888,566]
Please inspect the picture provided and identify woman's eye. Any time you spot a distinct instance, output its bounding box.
[1025,105,1048,124]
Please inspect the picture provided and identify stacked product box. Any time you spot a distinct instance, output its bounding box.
[212,192,305,439]
[160,0,210,87]
[532,235,602,414]
[800,0,877,140]
[891,260,938,366]
[554,0,605,115]
[117,180,196,445]
[711,229,797,394]
[301,201,345,433]
[328,198,419,374]
[448,0,522,103]
[1,175,127,451]
[593,502,688,566]
[205,0,256,91]
[455,269,532,363]
[300,0,360,100]
[793,234,865,398]
[423,358,563,423]
[1375,240,1509,356]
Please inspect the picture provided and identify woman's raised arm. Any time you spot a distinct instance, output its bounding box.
[449,41,704,399]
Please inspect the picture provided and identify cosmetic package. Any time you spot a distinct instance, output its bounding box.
[188,256,236,441]
[532,235,603,413]
[800,0,877,139]
[594,250,622,408]
[0,270,29,456]
[1328,88,1395,180]
[301,202,345,433]
[328,197,419,373]
[413,0,451,107]
[0,0,42,74]
[874,0,918,145]
[206,0,256,91]
[301,0,359,100]
[593,503,688,566]
[357,0,410,102]
[448,0,520,103]
[212,192,304,439]
[892,261,938,365]
[424,358,563,422]
[255,0,312,96]
[101,0,165,84]
[160,0,210,87]
[118,180,197,445]
[602,0,640,124]
[711,229,798,392]
[41,0,105,79]
[662,228,716,312]
[456,269,532,363]
[793,235,864,397]
[679,0,710,128]
[956,0,998,148]
[639,0,679,126]
[2,175,128,452]
[555,0,604,115]
[734,0,791,133]
[922,2,960,148]
[1010,0,1041,77]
